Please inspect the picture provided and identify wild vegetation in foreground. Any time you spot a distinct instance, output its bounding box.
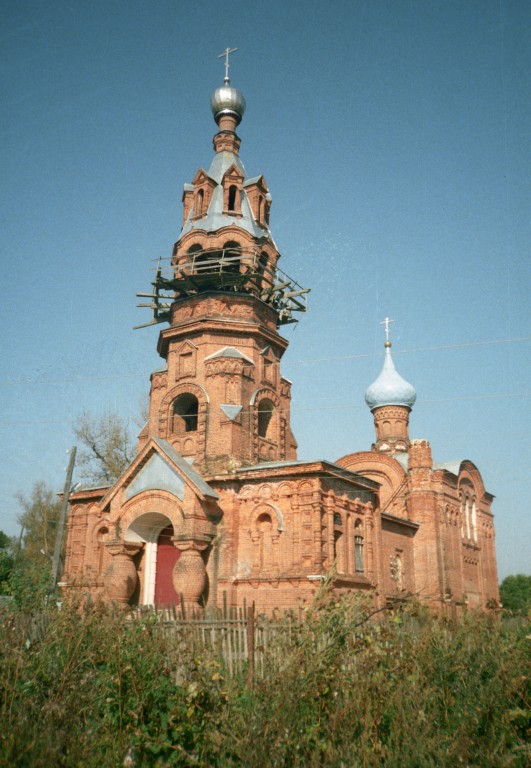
[1,592,529,768]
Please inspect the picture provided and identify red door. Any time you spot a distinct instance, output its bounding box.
[154,526,181,607]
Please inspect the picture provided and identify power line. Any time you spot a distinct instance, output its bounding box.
[288,335,531,366]
[0,335,528,386]
[0,390,529,428]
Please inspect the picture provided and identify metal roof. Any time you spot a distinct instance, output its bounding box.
[365,346,417,411]
[204,345,254,363]
[180,151,269,240]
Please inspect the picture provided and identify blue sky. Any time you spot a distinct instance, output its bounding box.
[1,1,529,580]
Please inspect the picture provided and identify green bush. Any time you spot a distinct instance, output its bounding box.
[0,594,528,767]
[500,575,531,616]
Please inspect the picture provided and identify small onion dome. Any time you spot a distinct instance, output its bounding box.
[210,83,246,126]
[365,344,417,411]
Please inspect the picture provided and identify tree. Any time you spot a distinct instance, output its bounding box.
[9,413,134,606]
[9,482,62,605]
[0,531,15,591]
[499,574,531,615]
[73,411,134,485]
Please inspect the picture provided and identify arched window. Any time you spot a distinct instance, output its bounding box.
[258,398,276,439]
[333,530,342,564]
[187,243,206,271]
[228,185,237,211]
[256,512,273,571]
[471,500,477,542]
[195,189,204,216]
[257,195,263,222]
[354,520,364,574]
[172,393,199,433]
[465,497,471,539]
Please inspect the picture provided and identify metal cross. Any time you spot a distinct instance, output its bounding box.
[380,316,395,343]
[218,47,238,83]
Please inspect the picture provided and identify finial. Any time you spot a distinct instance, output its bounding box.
[211,48,246,127]
[218,46,238,85]
[380,316,394,348]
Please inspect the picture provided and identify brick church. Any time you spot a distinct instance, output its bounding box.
[63,62,499,614]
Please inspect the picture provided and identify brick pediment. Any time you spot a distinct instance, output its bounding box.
[192,168,215,186]
[222,163,244,183]
[99,437,219,513]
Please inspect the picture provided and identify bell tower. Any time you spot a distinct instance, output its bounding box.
[137,52,309,474]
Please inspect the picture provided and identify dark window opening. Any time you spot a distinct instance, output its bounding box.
[333,530,342,564]
[223,241,241,274]
[187,244,206,271]
[228,185,237,211]
[258,398,275,439]
[172,393,199,433]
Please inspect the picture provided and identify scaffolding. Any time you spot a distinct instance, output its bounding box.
[135,245,309,328]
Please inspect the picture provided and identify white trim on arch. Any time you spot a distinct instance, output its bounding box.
[124,512,173,607]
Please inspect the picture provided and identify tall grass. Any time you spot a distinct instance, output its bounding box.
[1,594,528,767]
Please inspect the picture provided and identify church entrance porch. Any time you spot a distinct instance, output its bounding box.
[124,512,182,608]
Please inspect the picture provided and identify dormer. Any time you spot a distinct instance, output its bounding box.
[191,169,216,220]
[244,175,270,227]
[222,163,245,215]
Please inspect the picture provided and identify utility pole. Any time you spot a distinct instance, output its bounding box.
[49,447,76,596]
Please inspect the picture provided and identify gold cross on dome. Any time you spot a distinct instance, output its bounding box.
[218,47,238,83]
[380,316,395,343]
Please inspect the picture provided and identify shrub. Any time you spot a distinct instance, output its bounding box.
[0,594,528,767]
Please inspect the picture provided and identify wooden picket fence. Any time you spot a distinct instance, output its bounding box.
[132,595,305,683]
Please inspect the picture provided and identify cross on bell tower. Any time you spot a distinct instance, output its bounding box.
[218,46,238,85]
[380,316,394,347]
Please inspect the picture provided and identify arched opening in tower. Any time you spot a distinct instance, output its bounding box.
[195,189,204,217]
[222,240,241,274]
[258,398,276,441]
[172,393,199,433]
[228,185,238,211]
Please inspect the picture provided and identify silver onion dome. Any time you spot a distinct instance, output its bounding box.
[210,83,246,125]
[365,345,417,411]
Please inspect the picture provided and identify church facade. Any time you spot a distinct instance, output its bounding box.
[62,69,499,614]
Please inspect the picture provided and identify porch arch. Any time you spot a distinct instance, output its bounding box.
[125,511,181,607]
